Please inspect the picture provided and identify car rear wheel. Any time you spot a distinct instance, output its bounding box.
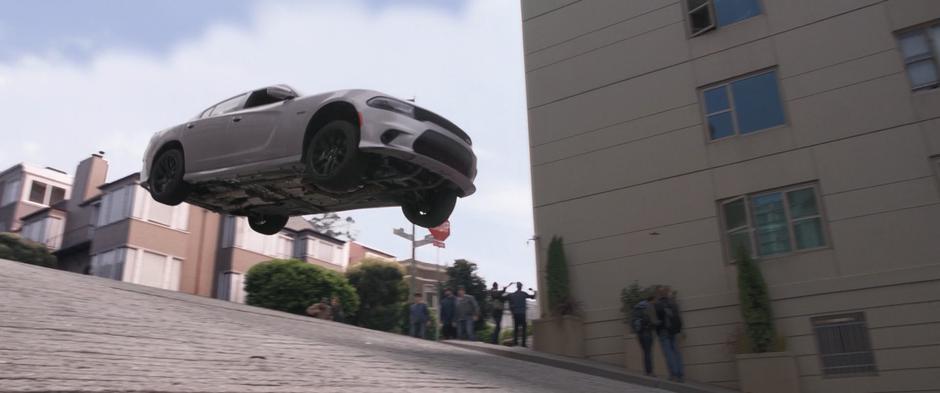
[248,214,288,235]
[402,188,457,228]
[305,120,364,192]
[149,148,190,206]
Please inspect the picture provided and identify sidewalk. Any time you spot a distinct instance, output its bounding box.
[442,340,737,393]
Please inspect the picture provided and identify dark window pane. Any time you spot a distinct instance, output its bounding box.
[708,112,735,140]
[899,31,930,60]
[714,0,761,26]
[732,71,786,134]
[751,193,791,255]
[729,230,752,257]
[787,188,818,218]
[794,218,825,249]
[907,60,939,89]
[49,187,66,205]
[29,181,46,204]
[688,0,709,9]
[723,198,747,229]
[689,6,714,35]
[704,86,730,113]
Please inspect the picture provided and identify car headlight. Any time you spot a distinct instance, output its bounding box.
[367,96,415,117]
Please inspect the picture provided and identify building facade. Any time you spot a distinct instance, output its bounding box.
[522,1,940,391]
[0,163,72,233]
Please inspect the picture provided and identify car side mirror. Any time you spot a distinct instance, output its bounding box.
[267,86,297,101]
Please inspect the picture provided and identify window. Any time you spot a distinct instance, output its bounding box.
[218,272,246,303]
[687,0,761,36]
[98,185,134,226]
[20,216,64,249]
[897,23,940,90]
[228,217,292,258]
[49,187,66,205]
[812,313,877,376]
[121,249,181,291]
[209,94,248,116]
[1,179,21,206]
[29,181,47,203]
[721,184,827,258]
[91,248,130,281]
[131,186,189,231]
[703,70,786,140]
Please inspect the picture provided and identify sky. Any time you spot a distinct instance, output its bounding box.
[0,0,537,288]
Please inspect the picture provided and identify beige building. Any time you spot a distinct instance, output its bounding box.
[10,154,361,304]
[522,1,940,392]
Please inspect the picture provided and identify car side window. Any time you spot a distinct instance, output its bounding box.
[210,94,248,117]
[244,89,287,109]
[198,106,215,119]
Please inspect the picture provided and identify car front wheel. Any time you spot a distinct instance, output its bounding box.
[305,120,364,192]
[149,148,190,206]
[248,214,288,235]
[402,188,457,228]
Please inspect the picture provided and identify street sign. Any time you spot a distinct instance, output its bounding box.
[429,220,450,241]
[433,240,446,248]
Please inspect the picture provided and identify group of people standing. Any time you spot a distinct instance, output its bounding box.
[415,282,535,346]
[631,285,685,382]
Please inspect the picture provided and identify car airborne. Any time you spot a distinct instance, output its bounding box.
[141,85,476,235]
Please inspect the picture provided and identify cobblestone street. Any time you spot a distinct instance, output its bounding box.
[0,260,666,392]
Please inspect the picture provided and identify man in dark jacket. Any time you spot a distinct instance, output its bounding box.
[488,282,509,344]
[409,293,430,339]
[455,287,479,341]
[505,282,536,347]
[654,285,684,382]
[439,288,457,339]
[631,293,659,376]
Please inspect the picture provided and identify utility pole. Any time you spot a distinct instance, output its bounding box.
[393,224,435,296]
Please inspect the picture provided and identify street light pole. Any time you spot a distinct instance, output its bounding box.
[393,225,435,297]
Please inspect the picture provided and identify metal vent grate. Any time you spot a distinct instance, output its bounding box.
[812,312,877,377]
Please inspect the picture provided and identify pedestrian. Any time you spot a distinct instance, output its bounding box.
[409,293,430,339]
[330,296,345,323]
[505,282,536,347]
[454,286,479,341]
[306,298,333,320]
[439,288,457,340]
[654,286,684,382]
[630,291,659,377]
[488,282,509,344]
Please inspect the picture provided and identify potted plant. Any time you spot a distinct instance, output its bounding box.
[532,236,584,357]
[732,247,800,393]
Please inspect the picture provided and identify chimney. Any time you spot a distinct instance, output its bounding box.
[69,152,109,206]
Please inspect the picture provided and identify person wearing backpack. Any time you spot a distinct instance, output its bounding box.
[654,285,684,382]
[631,292,659,377]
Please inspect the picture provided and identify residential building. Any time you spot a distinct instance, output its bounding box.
[346,241,396,267]
[522,1,940,392]
[0,163,72,233]
[400,258,449,309]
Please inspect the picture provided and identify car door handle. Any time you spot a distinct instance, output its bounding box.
[186,123,195,129]
[232,117,242,122]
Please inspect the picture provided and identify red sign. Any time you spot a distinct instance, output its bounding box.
[429,220,450,241]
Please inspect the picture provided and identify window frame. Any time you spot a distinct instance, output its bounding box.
[209,93,249,117]
[684,0,763,37]
[718,183,829,262]
[896,21,940,91]
[28,180,48,204]
[811,312,878,378]
[700,68,788,142]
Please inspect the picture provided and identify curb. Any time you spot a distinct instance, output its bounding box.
[442,341,736,393]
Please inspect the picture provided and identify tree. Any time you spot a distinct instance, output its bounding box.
[0,232,56,268]
[346,259,407,331]
[245,259,359,317]
[444,259,489,330]
[305,213,357,240]
[546,236,575,316]
[619,281,646,322]
[735,247,776,353]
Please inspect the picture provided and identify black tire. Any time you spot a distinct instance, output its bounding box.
[149,148,190,206]
[248,214,288,235]
[304,120,364,192]
[402,188,458,228]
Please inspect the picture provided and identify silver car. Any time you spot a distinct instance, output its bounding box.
[141,85,476,235]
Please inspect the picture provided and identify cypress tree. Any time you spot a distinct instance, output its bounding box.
[546,236,572,316]
[736,246,776,352]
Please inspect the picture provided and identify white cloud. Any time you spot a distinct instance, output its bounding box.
[0,0,536,287]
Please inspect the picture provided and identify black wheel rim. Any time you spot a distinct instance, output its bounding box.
[310,129,347,177]
[152,154,178,194]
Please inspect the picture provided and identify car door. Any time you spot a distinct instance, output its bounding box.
[182,93,248,173]
[224,89,291,167]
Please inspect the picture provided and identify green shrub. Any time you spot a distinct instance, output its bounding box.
[0,232,56,268]
[735,247,777,353]
[347,259,406,331]
[245,259,358,317]
[619,281,647,322]
[546,236,575,316]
